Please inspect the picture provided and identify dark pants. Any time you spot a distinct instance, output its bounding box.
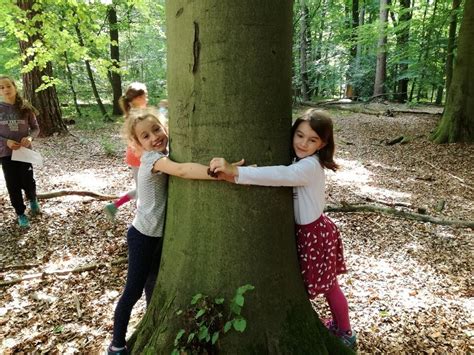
[1,156,36,216]
[111,225,163,348]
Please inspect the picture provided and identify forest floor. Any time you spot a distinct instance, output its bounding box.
[0,102,473,354]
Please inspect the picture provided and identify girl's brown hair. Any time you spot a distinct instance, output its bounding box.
[0,76,38,117]
[119,82,148,116]
[291,109,339,171]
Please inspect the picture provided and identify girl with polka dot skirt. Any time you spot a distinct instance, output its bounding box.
[209,109,356,349]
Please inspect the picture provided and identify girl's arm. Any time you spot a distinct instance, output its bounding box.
[210,157,317,187]
[153,157,215,180]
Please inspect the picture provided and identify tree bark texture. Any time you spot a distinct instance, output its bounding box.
[17,0,68,137]
[432,0,474,143]
[129,2,350,354]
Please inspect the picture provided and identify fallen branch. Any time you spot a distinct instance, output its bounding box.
[325,203,474,228]
[300,101,441,116]
[37,190,118,200]
[0,257,127,287]
[1,263,40,272]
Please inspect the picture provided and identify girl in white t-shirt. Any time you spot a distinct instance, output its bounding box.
[209,109,356,349]
[108,108,216,355]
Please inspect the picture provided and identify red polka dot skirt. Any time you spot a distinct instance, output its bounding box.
[296,214,347,298]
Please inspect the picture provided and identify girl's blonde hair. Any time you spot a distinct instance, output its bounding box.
[119,82,148,116]
[122,107,167,145]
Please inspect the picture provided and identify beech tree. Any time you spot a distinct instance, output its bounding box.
[431,0,474,143]
[128,1,351,353]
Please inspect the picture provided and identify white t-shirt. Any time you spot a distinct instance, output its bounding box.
[235,155,325,225]
[132,150,168,237]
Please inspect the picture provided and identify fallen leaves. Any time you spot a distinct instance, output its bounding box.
[1,106,473,353]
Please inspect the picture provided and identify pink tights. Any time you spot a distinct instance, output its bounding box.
[114,191,135,208]
[324,280,351,332]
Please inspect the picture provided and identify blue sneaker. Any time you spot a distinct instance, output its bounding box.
[337,329,357,349]
[18,214,30,228]
[104,203,118,221]
[30,199,41,216]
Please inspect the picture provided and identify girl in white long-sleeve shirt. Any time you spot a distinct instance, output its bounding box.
[209,109,356,349]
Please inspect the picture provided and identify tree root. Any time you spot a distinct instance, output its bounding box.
[0,257,127,287]
[326,203,473,228]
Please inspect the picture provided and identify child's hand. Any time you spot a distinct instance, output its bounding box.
[7,139,21,150]
[20,136,32,147]
[209,158,245,177]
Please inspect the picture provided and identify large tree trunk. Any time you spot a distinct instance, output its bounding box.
[17,0,68,137]
[431,0,474,143]
[128,2,350,354]
[108,2,122,116]
[373,0,388,97]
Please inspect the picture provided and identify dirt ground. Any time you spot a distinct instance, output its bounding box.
[1,103,473,354]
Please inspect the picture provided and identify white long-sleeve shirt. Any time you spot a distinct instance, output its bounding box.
[235,155,325,225]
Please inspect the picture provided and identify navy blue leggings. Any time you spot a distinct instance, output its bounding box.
[111,226,163,347]
[1,156,36,215]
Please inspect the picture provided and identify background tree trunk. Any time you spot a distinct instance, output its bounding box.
[64,52,82,118]
[17,0,68,137]
[394,0,412,103]
[299,0,311,101]
[128,1,350,354]
[445,0,461,93]
[108,2,123,116]
[74,24,111,122]
[373,0,388,97]
[431,0,474,143]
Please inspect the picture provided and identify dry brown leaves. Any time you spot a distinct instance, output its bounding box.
[1,104,473,353]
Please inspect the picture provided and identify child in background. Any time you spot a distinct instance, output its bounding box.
[0,75,40,228]
[108,108,217,355]
[104,82,148,221]
[209,109,356,348]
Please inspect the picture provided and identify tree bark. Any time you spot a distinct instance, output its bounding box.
[128,2,350,354]
[108,2,123,116]
[373,0,388,97]
[431,0,474,143]
[17,0,68,137]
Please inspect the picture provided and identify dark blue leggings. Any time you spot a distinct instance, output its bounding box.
[1,156,36,215]
[111,226,163,347]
